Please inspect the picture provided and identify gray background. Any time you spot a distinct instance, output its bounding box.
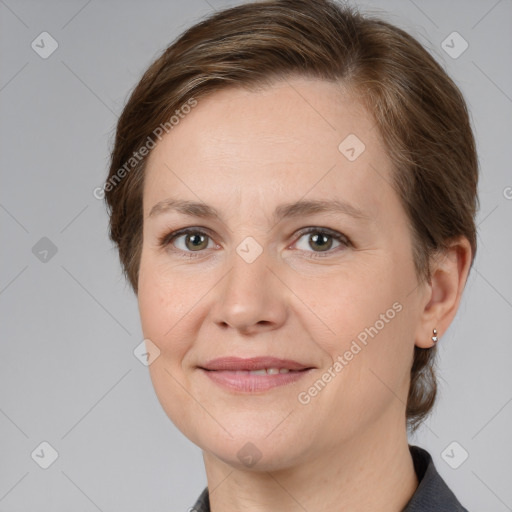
[1,0,511,510]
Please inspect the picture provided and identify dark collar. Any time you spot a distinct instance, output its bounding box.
[403,445,469,511]
[191,445,469,512]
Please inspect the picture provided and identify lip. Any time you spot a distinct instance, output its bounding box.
[198,357,315,393]
[200,356,313,372]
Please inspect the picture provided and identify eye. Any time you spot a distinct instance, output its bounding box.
[292,227,350,257]
[158,228,216,257]
[158,226,351,258]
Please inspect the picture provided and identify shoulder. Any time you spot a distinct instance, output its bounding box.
[403,444,470,512]
[190,486,210,512]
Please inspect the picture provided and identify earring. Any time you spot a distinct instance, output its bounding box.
[431,328,438,344]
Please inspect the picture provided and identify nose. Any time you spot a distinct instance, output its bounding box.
[210,243,288,335]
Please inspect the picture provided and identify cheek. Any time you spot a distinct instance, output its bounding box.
[293,258,405,352]
[137,256,202,436]
[137,255,193,359]
[294,259,414,415]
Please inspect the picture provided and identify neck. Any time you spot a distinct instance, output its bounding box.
[202,410,418,512]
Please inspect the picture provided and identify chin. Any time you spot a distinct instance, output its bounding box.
[194,424,310,472]
[206,440,306,472]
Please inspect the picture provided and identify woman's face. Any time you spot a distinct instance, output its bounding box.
[138,77,429,470]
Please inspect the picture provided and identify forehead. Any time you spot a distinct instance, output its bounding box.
[143,77,392,221]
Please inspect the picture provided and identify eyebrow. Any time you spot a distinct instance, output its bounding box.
[148,197,370,223]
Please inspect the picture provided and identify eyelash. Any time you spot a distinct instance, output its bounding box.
[157,226,351,259]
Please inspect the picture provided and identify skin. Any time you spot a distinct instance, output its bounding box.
[137,77,472,512]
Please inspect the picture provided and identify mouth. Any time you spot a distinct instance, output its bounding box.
[198,356,315,392]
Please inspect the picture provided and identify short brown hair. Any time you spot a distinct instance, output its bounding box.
[104,0,479,433]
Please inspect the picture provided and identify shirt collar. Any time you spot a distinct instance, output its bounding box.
[402,445,469,511]
[191,444,469,512]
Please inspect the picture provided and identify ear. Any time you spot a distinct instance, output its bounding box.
[414,236,473,348]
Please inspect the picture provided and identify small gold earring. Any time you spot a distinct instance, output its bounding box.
[431,328,438,344]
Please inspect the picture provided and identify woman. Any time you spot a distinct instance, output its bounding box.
[103,1,477,510]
